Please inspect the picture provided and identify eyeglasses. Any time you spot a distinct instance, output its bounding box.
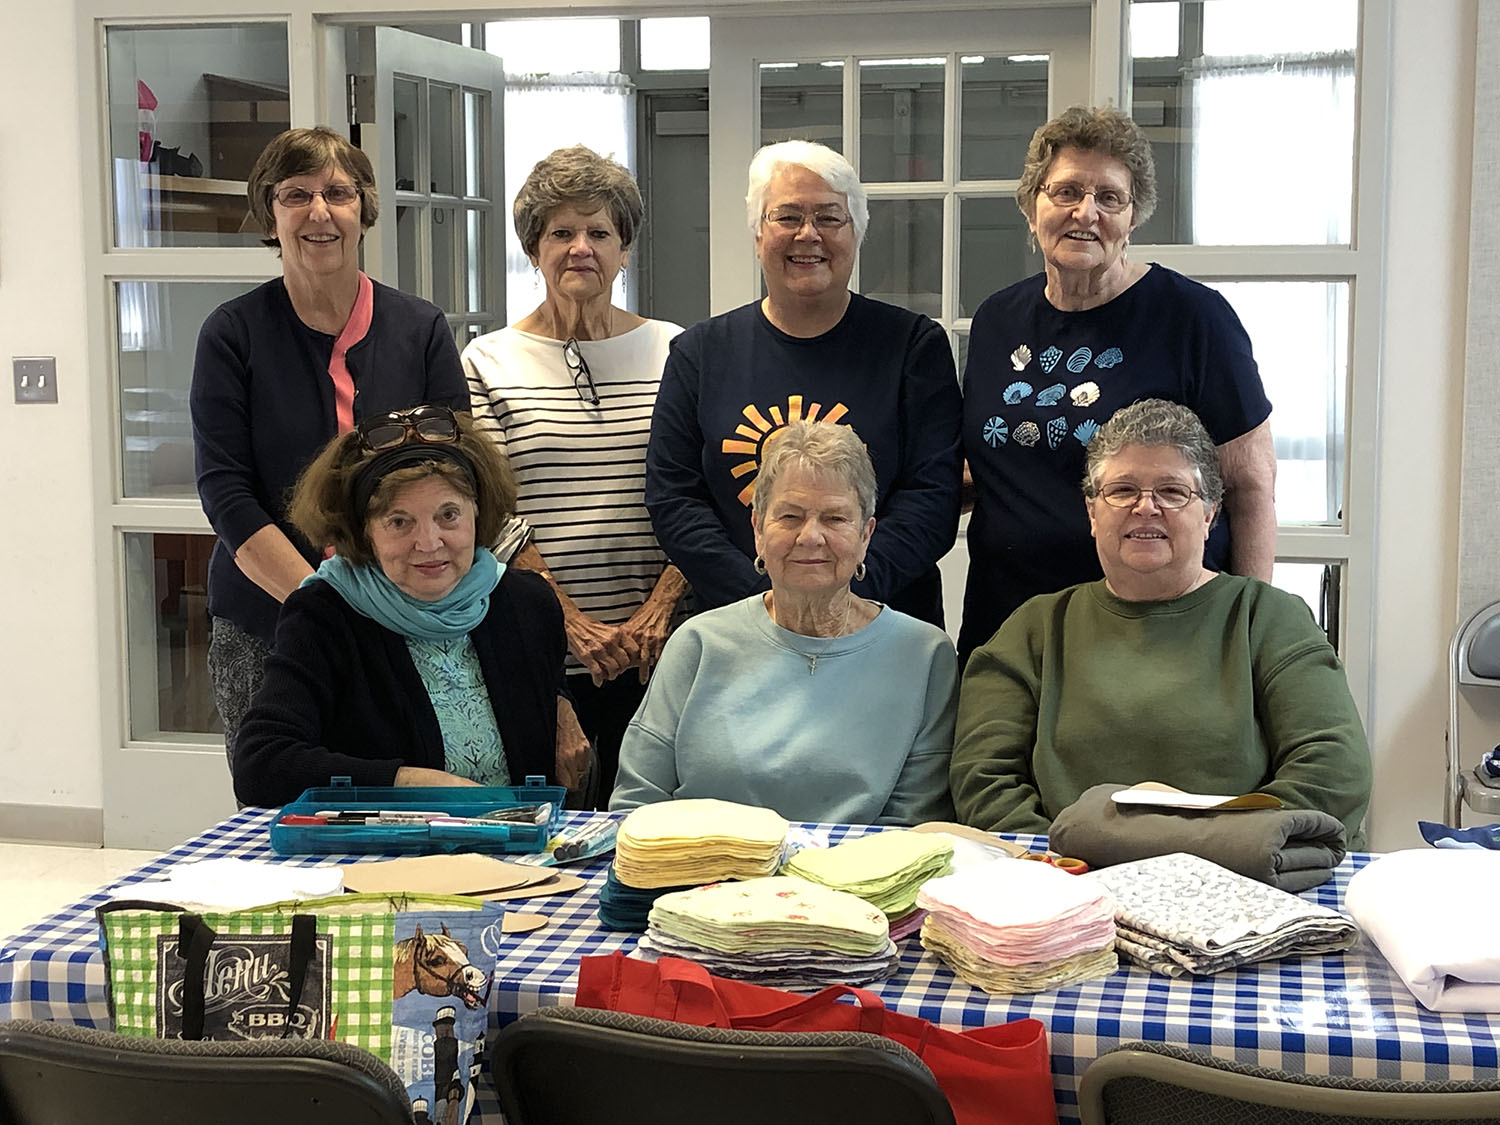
[273,183,361,208]
[1039,182,1133,214]
[356,405,460,451]
[762,207,852,234]
[564,338,600,405]
[1093,482,1203,509]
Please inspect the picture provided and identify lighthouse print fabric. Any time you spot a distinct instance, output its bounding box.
[99,897,504,1125]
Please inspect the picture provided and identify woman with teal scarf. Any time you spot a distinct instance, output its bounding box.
[233,406,587,807]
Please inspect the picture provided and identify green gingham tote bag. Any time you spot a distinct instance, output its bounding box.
[98,892,504,1124]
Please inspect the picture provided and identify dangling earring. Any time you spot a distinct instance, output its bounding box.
[854,562,867,582]
[532,267,542,289]
[753,556,767,575]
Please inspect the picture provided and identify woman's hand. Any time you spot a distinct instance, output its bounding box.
[555,698,592,790]
[393,766,482,787]
[563,606,639,686]
[622,597,675,684]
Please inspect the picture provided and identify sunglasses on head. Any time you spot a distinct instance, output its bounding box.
[355,405,460,452]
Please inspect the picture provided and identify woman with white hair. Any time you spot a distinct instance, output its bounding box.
[615,420,957,825]
[646,141,962,627]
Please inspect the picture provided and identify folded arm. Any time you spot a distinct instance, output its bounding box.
[949,642,1049,834]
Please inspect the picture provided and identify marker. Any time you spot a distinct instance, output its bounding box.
[554,819,618,861]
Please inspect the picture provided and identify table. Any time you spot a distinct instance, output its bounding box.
[2,809,1497,1124]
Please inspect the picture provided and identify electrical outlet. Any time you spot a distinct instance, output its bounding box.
[13,357,58,404]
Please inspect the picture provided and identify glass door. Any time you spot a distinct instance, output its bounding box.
[358,26,506,345]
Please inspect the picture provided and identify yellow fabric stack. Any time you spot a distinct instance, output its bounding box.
[781,830,954,919]
[613,799,789,889]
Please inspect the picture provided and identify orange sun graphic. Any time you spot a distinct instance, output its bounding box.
[720,395,851,506]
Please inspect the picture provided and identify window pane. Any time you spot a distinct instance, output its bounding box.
[641,17,709,71]
[484,19,620,74]
[862,198,942,319]
[106,25,289,248]
[1206,280,1349,526]
[430,83,457,196]
[124,532,221,739]
[959,54,1049,182]
[394,77,419,191]
[117,280,259,498]
[1271,561,1341,652]
[1129,0,1356,246]
[957,196,1041,317]
[465,208,488,313]
[397,205,418,294]
[1130,3,1180,58]
[464,89,486,197]
[859,59,944,183]
[432,206,457,313]
[760,62,843,152]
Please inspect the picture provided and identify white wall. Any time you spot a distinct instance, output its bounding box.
[0,0,105,814]
[1364,0,1475,848]
[0,0,1480,850]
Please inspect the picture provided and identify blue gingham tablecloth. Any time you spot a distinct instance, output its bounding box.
[2,810,1497,1125]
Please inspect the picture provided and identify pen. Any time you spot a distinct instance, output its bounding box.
[554,819,618,860]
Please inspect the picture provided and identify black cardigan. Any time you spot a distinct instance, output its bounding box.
[233,570,565,807]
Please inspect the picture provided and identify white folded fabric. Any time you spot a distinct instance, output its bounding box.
[118,857,344,910]
[1344,849,1500,1012]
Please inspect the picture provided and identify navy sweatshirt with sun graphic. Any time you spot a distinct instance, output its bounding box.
[646,293,962,625]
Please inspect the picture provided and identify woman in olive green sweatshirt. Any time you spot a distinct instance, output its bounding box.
[951,399,1370,847]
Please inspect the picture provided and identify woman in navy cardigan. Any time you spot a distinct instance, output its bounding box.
[233,407,588,807]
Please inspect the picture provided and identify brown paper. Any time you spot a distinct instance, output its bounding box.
[479,871,586,900]
[499,912,548,934]
[910,821,1029,858]
[340,853,554,896]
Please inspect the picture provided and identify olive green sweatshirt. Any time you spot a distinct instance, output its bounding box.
[951,575,1371,849]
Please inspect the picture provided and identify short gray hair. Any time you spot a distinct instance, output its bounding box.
[1016,105,1157,228]
[1082,399,1224,510]
[745,141,868,245]
[752,420,878,523]
[512,145,644,258]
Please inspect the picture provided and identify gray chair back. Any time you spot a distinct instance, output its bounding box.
[0,1019,414,1124]
[490,1004,957,1125]
[1079,1041,1500,1125]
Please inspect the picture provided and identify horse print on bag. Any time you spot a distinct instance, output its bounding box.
[394,922,490,1009]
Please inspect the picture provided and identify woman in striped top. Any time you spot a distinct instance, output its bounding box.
[463,146,685,808]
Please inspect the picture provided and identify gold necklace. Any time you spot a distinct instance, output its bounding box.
[771,595,854,676]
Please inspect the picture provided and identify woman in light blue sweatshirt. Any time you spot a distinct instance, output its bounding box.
[611,420,957,825]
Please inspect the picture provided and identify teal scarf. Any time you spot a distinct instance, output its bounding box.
[306,550,503,641]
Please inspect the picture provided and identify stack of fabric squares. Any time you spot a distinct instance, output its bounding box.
[782,830,954,933]
[917,858,1117,994]
[1088,852,1358,977]
[596,865,696,932]
[612,800,789,888]
[635,875,900,988]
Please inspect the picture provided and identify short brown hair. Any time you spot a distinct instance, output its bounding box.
[287,411,516,566]
[1016,105,1157,228]
[246,127,380,253]
[512,145,643,258]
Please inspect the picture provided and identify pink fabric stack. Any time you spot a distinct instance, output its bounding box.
[917,858,1117,994]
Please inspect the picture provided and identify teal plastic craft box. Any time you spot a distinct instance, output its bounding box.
[270,775,566,856]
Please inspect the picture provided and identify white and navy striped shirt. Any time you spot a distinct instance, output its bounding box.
[462,321,682,665]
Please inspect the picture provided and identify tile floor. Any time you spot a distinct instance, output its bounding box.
[0,843,158,941]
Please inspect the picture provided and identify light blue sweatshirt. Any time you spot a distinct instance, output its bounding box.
[610,595,958,825]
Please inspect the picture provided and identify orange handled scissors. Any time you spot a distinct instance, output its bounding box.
[1019,851,1090,875]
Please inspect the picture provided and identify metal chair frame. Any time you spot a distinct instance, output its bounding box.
[1446,601,1500,826]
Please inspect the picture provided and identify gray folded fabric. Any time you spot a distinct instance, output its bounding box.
[1049,784,1347,892]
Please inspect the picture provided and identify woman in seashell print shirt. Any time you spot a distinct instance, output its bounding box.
[956,105,1276,665]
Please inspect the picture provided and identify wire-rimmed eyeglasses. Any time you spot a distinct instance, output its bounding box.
[273,184,361,208]
[564,337,600,405]
[762,207,852,233]
[1090,482,1204,509]
[1038,182,1133,214]
[356,405,461,452]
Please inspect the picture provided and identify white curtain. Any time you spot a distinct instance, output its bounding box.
[113,157,167,351]
[501,73,636,324]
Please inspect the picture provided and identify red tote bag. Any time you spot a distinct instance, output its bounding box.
[576,953,1058,1125]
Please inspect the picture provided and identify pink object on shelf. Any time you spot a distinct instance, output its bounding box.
[137,80,158,163]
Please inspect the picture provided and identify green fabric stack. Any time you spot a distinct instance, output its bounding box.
[782,830,954,919]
